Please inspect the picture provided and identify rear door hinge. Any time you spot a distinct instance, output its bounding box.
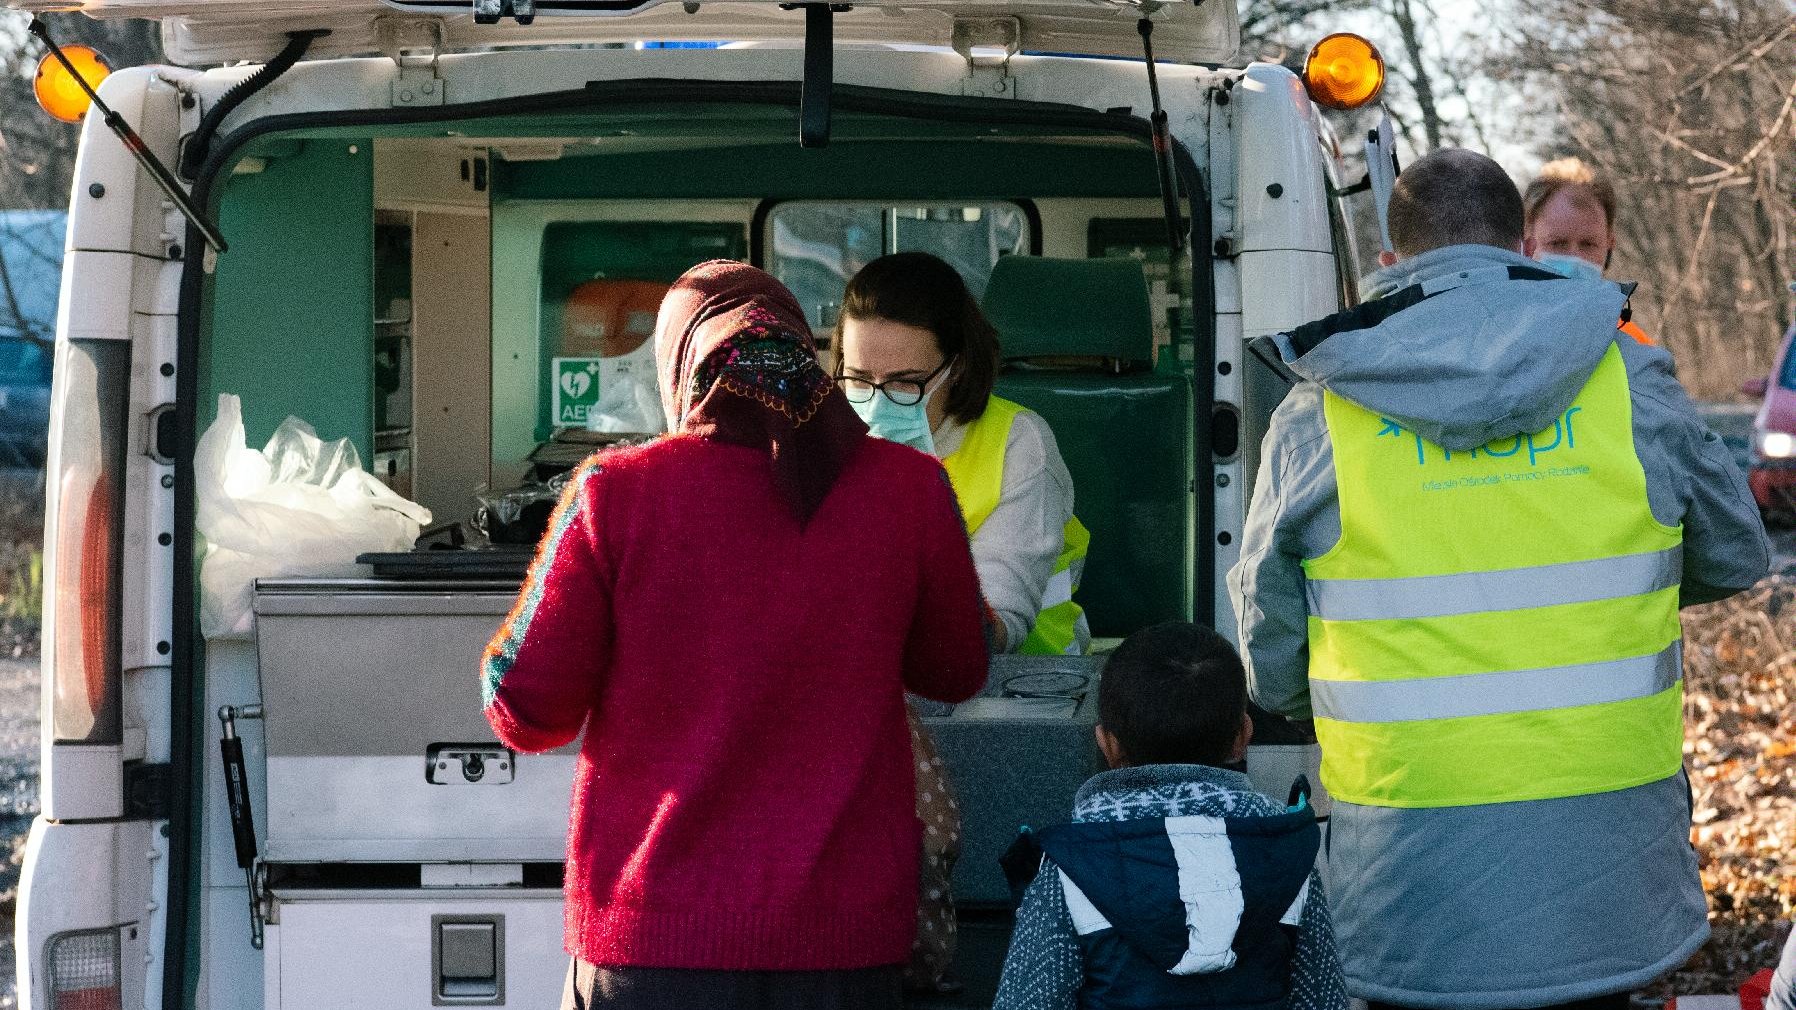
[953,17,1021,99]
[124,762,174,820]
[381,17,447,107]
[474,0,535,25]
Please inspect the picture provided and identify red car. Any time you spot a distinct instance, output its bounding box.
[1745,321,1796,518]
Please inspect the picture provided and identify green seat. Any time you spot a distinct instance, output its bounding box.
[983,257,1190,638]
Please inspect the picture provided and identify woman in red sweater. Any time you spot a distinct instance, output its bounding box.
[482,261,991,1010]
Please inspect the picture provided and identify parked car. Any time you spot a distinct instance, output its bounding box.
[0,210,61,469]
[1744,320,1796,520]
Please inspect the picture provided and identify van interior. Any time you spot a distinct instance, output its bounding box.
[197,100,1210,1008]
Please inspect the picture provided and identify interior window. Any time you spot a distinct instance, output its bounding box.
[766,203,1031,338]
[1086,217,1192,372]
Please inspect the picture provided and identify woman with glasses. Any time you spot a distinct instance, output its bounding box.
[834,251,1088,993]
[834,251,1088,658]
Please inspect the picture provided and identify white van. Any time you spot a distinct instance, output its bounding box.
[14,3,1381,1007]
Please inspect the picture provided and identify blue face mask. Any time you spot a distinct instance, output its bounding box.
[1537,253,1605,282]
[849,373,948,456]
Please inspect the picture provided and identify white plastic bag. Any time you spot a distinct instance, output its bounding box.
[196,394,432,639]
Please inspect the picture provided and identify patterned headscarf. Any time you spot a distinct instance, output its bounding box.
[655,261,868,524]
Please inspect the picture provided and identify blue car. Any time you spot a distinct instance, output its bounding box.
[0,211,62,469]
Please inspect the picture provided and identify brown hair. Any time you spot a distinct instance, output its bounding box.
[1387,148,1526,257]
[1522,157,1617,231]
[832,252,1000,426]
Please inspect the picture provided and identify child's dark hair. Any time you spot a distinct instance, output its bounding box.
[1098,621,1248,767]
[832,251,1001,426]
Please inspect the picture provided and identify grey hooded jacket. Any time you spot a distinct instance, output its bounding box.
[1229,244,1771,1008]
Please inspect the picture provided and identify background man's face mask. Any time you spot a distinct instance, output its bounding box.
[1537,252,1606,282]
[851,369,952,455]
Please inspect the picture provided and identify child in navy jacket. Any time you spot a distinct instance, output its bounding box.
[994,621,1347,1010]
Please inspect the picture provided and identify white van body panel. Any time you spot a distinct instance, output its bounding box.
[1233,64,1334,258]
[64,71,194,261]
[16,818,156,1010]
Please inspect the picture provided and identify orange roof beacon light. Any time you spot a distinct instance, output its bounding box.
[1303,33,1387,111]
[34,44,111,123]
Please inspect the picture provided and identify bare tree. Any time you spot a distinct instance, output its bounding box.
[1486,0,1796,398]
[1387,0,1446,150]
[1237,0,1380,64]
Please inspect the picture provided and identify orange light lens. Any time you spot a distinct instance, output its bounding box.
[34,46,111,124]
[1303,34,1386,111]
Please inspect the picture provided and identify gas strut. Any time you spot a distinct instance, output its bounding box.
[27,18,229,254]
[1136,11,1185,259]
[218,704,267,949]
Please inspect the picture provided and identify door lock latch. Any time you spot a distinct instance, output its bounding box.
[427,744,514,785]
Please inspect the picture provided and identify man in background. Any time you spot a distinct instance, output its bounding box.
[1524,157,1653,344]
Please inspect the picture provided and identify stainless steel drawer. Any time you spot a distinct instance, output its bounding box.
[253,580,573,863]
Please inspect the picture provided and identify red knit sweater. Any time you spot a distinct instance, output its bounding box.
[483,434,989,971]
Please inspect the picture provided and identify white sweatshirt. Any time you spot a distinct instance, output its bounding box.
[932,408,1076,653]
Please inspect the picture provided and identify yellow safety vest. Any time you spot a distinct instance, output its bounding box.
[1308,344,1684,808]
[941,396,1091,656]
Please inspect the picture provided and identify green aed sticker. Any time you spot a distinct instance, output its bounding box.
[552,357,603,426]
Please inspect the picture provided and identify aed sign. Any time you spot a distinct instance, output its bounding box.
[553,357,603,426]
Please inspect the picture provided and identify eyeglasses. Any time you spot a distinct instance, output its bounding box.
[835,357,954,407]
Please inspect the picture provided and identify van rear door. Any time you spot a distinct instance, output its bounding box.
[21,0,1238,66]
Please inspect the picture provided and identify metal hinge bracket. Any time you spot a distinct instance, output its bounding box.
[953,17,1021,99]
[382,17,448,107]
[474,0,536,25]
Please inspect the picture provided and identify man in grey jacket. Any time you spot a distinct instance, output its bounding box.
[1230,148,1770,1010]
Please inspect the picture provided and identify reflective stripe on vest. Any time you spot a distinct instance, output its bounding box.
[941,396,1091,656]
[1308,344,1685,808]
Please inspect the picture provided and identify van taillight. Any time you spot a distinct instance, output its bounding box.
[45,340,128,745]
[46,927,122,1010]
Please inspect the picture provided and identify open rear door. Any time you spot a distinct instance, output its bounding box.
[7,0,1239,67]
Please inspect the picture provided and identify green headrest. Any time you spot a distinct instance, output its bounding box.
[982,256,1156,362]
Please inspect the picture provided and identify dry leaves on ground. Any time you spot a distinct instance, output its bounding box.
[1652,575,1796,1005]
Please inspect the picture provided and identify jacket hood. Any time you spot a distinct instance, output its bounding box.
[1036,805,1318,976]
[1274,244,1627,452]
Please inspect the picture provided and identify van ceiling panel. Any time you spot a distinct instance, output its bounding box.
[21,0,1238,67]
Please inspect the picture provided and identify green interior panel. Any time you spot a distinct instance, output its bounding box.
[997,371,1191,637]
[202,138,376,458]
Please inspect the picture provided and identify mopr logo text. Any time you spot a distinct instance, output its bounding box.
[1379,407,1584,467]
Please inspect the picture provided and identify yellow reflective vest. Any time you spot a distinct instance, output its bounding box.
[1307,345,1685,808]
[941,396,1091,656]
